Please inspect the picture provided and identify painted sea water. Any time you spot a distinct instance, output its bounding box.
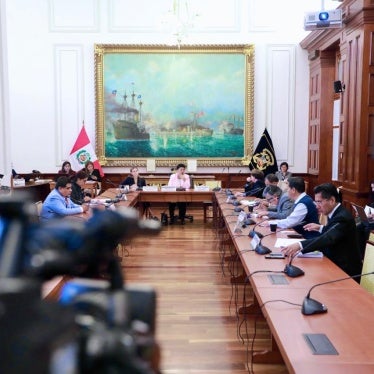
[105,133,243,158]
[102,52,247,159]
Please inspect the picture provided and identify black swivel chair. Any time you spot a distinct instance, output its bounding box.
[166,176,194,225]
[184,176,194,223]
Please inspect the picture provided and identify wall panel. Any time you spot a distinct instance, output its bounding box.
[49,0,99,32]
[54,45,84,164]
[266,45,296,165]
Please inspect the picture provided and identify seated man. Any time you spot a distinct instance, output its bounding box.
[40,176,88,220]
[255,173,280,208]
[281,183,363,278]
[168,163,191,225]
[262,173,279,198]
[256,185,293,220]
[236,169,265,198]
[261,176,320,239]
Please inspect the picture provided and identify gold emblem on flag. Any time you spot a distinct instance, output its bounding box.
[251,148,275,171]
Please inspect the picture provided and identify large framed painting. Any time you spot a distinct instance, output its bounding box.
[95,44,254,167]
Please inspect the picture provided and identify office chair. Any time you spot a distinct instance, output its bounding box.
[184,175,194,223]
[166,175,194,225]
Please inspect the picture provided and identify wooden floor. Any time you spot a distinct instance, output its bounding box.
[121,207,288,374]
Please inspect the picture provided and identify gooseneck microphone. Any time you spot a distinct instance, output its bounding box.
[248,220,264,239]
[284,222,339,278]
[283,252,305,278]
[105,178,119,187]
[302,271,374,315]
[213,168,225,192]
[254,231,274,255]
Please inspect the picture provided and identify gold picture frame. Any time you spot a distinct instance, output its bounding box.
[95,44,254,168]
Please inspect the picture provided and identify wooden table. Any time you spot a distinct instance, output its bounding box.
[144,175,215,187]
[215,190,374,373]
[12,180,52,201]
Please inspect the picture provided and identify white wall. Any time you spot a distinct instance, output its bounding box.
[0,0,340,176]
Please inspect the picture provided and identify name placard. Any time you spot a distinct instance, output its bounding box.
[142,186,159,192]
[194,185,210,191]
[161,186,177,192]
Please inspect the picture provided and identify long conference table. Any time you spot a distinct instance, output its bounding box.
[47,188,374,372]
[214,190,374,373]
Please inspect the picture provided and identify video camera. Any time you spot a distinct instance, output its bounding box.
[0,193,161,374]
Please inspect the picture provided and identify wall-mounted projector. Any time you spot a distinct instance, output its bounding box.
[304,9,342,31]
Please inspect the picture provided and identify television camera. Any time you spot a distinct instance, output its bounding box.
[0,193,161,373]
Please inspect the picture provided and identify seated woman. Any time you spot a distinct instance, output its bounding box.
[84,161,101,182]
[121,167,146,191]
[70,170,91,205]
[168,163,191,225]
[275,161,292,181]
[57,161,76,180]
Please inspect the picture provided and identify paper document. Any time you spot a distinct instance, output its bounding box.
[297,251,323,258]
[275,238,323,258]
[275,238,303,247]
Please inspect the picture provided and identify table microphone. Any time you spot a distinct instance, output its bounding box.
[283,252,305,278]
[301,271,374,315]
[105,198,120,204]
[104,178,119,187]
[254,226,292,255]
[213,168,225,192]
[248,220,264,239]
[254,231,274,255]
[283,221,331,278]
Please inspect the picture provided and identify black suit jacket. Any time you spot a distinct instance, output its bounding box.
[301,204,362,277]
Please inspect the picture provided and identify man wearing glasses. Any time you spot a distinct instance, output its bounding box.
[281,183,362,277]
[261,176,320,239]
[40,176,89,220]
[257,185,293,220]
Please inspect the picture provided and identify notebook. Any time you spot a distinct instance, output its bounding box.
[351,203,374,224]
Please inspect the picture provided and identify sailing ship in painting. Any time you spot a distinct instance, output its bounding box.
[111,89,150,140]
[109,87,214,141]
[159,111,213,138]
[217,115,244,135]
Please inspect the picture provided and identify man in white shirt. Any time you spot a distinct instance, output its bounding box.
[261,177,320,239]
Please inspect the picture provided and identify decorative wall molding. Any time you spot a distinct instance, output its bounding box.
[54,45,85,163]
[49,0,100,32]
[266,44,296,165]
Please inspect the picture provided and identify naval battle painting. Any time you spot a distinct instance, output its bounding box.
[95,44,254,167]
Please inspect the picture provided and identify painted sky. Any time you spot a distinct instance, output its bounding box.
[104,53,246,128]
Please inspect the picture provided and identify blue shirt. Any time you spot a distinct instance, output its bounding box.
[40,188,83,220]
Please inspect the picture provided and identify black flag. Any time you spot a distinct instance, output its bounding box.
[248,128,278,175]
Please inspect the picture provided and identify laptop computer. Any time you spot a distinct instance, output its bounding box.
[351,203,374,224]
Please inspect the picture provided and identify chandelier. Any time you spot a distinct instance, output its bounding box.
[161,0,200,47]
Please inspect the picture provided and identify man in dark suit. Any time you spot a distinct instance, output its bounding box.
[281,183,363,278]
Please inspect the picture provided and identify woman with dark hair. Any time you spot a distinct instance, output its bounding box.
[275,162,292,181]
[84,161,101,182]
[167,163,191,224]
[70,170,91,205]
[58,161,75,177]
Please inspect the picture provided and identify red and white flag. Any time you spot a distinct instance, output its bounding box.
[69,124,104,176]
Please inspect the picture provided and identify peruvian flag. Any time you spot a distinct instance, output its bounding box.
[69,124,104,176]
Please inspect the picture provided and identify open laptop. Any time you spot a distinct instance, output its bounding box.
[351,203,374,224]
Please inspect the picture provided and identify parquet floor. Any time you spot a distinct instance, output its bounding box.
[121,207,288,374]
